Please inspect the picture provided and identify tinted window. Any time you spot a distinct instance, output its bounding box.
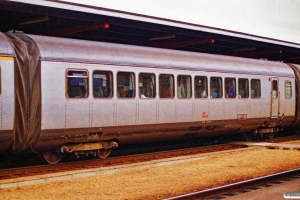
[117,72,135,98]
[159,74,174,98]
[285,81,292,99]
[272,80,278,99]
[238,78,249,98]
[177,75,192,98]
[93,71,113,98]
[225,77,236,98]
[195,76,208,98]
[251,79,261,98]
[139,73,156,98]
[66,69,89,98]
[210,77,222,98]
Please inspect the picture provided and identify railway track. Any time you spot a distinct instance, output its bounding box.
[165,168,300,200]
[1,135,300,181]
[0,143,244,181]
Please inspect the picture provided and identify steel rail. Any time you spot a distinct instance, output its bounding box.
[164,168,300,200]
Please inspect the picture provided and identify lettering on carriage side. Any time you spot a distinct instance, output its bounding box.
[237,114,247,120]
[202,111,208,118]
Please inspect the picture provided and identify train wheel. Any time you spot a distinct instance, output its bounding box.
[97,149,111,159]
[42,148,63,164]
[243,132,254,141]
[268,132,275,139]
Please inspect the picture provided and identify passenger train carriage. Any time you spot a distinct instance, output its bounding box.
[1,31,300,164]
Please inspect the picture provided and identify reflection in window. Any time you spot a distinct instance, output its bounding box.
[93,71,113,98]
[225,77,236,98]
[139,73,156,98]
[285,81,292,99]
[251,79,261,98]
[117,72,135,98]
[177,75,192,98]
[159,74,174,98]
[272,80,278,99]
[67,70,89,98]
[195,76,207,98]
[210,77,222,98]
[238,78,249,98]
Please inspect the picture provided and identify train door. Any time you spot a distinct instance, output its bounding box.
[270,77,279,117]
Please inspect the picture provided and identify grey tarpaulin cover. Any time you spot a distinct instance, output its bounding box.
[6,32,41,152]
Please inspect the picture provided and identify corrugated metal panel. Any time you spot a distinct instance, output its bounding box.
[29,34,295,78]
[0,32,14,56]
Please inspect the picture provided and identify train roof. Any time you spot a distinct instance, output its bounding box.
[0,32,14,56]
[29,34,294,78]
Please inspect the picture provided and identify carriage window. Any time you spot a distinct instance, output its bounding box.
[195,76,207,98]
[139,73,156,98]
[159,74,174,98]
[251,79,261,98]
[210,77,222,98]
[117,72,135,98]
[66,70,89,98]
[177,75,192,98]
[272,80,278,99]
[225,78,236,98]
[93,71,113,98]
[285,81,292,99]
[238,78,249,98]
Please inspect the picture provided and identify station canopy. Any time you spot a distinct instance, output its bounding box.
[1,0,300,64]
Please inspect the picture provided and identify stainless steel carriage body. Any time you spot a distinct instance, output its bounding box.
[0,32,15,153]
[27,34,296,152]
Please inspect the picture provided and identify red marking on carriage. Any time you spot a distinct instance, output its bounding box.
[202,112,208,118]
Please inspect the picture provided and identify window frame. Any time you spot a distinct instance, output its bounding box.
[66,69,89,99]
[138,72,156,99]
[93,70,113,99]
[117,71,136,98]
[177,75,192,99]
[210,76,223,98]
[285,81,292,99]
[224,77,236,99]
[238,78,249,99]
[194,76,208,99]
[250,79,261,99]
[159,73,174,99]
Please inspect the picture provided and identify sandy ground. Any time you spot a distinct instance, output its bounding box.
[1,148,300,200]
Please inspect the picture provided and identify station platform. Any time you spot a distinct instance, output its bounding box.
[223,178,300,200]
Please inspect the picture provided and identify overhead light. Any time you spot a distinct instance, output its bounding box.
[19,16,49,26]
[149,34,176,41]
[233,47,256,52]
